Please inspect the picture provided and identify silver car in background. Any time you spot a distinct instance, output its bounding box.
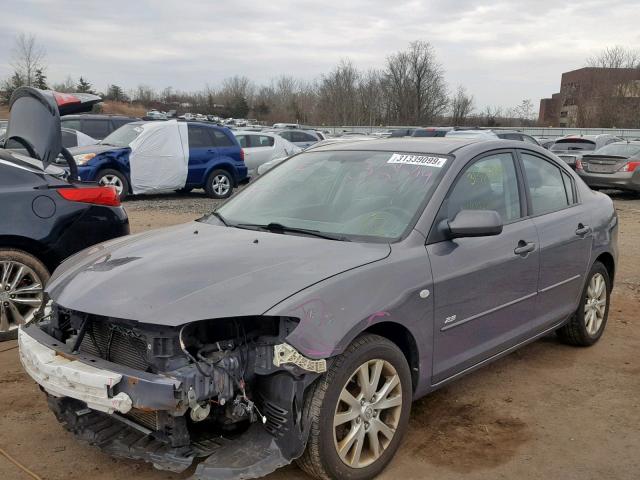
[550,134,621,169]
[577,140,640,193]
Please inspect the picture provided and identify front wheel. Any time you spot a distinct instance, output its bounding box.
[297,334,411,480]
[97,169,129,200]
[557,261,611,346]
[204,169,234,199]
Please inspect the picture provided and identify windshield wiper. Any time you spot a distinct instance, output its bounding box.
[234,222,351,242]
[210,211,228,226]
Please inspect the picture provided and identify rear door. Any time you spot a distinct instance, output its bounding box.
[187,124,217,184]
[428,151,540,384]
[246,135,275,172]
[518,151,592,327]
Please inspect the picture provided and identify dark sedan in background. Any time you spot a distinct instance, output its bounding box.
[0,87,129,340]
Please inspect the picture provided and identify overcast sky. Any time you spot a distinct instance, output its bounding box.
[1,0,638,110]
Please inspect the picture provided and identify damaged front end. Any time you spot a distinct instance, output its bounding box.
[19,305,326,479]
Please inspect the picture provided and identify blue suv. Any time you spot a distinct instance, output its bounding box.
[67,121,248,199]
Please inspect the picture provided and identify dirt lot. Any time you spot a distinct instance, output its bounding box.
[1,190,639,480]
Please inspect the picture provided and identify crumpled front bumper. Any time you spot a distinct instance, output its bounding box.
[18,328,133,414]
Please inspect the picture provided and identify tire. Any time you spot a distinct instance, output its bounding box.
[97,169,129,200]
[0,249,50,342]
[557,261,611,346]
[204,169,233,199]
[297,334,412,480]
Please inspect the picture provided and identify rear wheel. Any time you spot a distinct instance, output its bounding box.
[204,169,233,199]
[297,334,411,480]
[557,261,610,346]
[0,249,49,341]
[97,169,129,200]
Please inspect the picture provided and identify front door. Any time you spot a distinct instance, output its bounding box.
[427,151,540,384]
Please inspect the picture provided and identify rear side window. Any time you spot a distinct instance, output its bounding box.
[292,131,317,142]
[521,153,571,215]
[278,131,294,141]
[235,135,248,148]
[82,119,111,139]
[255,135,275,147]
[112,119,134,129]
[212,129,234,147]
[61,130,77,148]
[60,119,81,131]
[188,125,214,148]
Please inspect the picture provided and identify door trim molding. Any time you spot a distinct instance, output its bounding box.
[539,274,581,293]
[432,319,566,388]
[440,291,538,332]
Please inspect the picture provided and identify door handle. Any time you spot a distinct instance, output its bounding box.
[575,224,591,236]
[514,241,535,256]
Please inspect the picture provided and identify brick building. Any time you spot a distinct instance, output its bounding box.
[538,67,640,127]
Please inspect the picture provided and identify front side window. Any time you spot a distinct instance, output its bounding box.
[521,153,570,215]
[211,150,451,242]
[445,152,522,223]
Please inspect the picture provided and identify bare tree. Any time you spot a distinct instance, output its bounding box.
[586,45,640,69]
[10,32,46,86]
[385,41,448,124]
[450,86,474,126]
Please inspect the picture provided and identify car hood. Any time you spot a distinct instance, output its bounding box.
[46,222,391,326]
[68,144,129,156]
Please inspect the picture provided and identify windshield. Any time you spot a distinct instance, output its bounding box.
[101,123,144,147]
[209,150,451,242]
[550,139,596,152]
[590,143,640,157]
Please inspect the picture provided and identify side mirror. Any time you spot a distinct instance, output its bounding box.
[447,209,503,239]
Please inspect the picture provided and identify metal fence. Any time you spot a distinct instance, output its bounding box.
[317,126,640,139]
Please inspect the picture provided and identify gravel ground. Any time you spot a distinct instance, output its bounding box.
[1,189,639,480]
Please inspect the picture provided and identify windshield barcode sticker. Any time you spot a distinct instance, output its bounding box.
[387,154,447,167]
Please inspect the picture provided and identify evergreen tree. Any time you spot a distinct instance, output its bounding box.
[76,76,94,93]
[1,71,26,103]
[33,68,48,89]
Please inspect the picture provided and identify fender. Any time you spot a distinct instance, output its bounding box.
[78,148,131,187]
[203,158,239,185]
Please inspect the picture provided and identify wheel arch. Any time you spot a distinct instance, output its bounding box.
[204,160,238,186]
[361,321,419,392]
[0,236,57,272]
[595,251,615,287]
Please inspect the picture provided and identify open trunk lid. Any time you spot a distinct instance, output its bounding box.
[4,87,101,170]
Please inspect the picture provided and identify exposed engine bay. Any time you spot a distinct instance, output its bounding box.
[20,304,327,479]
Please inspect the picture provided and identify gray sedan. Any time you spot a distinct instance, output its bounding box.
[19,138,617,480]
[577,140,640,193]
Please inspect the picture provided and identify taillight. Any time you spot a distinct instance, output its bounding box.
[575,159,583,170]
[619,161,640,172]
[240,148,245,162]
[57,186,120,206]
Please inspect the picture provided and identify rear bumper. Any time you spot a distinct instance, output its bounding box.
[578,170,640,191]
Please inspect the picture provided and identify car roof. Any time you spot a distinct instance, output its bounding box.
[307,137,486,155]
[61,114,137,119]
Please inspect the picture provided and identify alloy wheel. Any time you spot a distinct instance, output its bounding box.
[584,272,607,335]
[212,174,231,196]
[99,174,124,195]
[333,359,403,468]
[0,261,44,333]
